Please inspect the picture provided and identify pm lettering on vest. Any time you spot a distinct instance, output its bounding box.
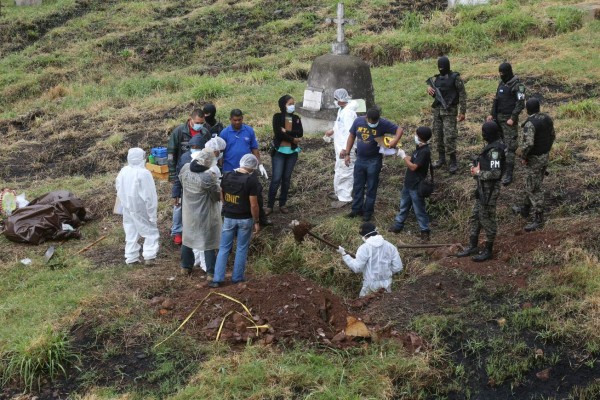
[490,150,501,169]
[224,193,240,204]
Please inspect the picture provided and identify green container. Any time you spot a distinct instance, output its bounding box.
[148,154,156,164]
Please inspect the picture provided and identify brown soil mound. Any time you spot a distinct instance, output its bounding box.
[159,273,349,346]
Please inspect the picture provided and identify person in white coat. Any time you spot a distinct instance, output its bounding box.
[337,222,403,297]
[324,88,358,208]
[179,150,221,277]
[116,148,160,265]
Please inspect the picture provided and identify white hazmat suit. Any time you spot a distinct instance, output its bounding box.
[342,235,403,297]
[333,100,358,202]
[116,148,160,264]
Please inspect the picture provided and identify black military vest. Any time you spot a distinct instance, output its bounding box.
[221,171,254,218]
[526,113,555,156]
[479,141,506,175]
[434,72,460,107]
[495,80,518,115]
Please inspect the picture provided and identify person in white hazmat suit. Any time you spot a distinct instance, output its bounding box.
[192,137,227,272]
[324,88,359,208]
[337,222,403,297]
[115,148,160,265]
[179,150,222,277]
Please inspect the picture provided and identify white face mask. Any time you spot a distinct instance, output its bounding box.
[414,135,421,145]
[334,100,340,108]
[286,105,295,114]
[191,149,201,156]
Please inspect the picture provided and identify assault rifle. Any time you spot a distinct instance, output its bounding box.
[426,77,448,110]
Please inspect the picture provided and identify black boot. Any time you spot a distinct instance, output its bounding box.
[420,230,430,243]
[524,212,544,232]
[457,236,479,257]
[511,204,530,218]
[432,152,446,169]
[472,241,493,262]
[448,153,458,174]
[502,163,514,186]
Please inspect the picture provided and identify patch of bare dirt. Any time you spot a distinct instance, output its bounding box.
[161,273,349,346]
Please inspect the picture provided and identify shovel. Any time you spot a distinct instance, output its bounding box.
[290,220,356,258]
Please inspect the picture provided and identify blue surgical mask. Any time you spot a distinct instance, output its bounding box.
[191,149,201,156]
[286,105,295,114]
[217,153,223,160]
[414,135,421,145]
[192,123,203,131]
[367,122,379,128]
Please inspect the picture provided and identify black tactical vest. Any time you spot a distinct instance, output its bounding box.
[479,141,506,175]
[434,72,460,107]
[495,80,518,115]
[526,113,555,156]
[221,171,254,218]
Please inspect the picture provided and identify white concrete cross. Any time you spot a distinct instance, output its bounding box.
[325,3,355,55]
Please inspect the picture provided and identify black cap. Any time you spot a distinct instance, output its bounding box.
[526,98,540,115]
[481,121,500,143]
[416,126,432,142]
[359,222,377,237]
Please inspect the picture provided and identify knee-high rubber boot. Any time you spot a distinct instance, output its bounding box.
[472,241,493,262]
[525,212,544,232]
[457,236,479,257]
[502,163,514,186]
[432,152,446,169]
[448,153,458,174]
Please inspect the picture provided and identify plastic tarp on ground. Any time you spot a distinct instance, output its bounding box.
[3,190,87,245]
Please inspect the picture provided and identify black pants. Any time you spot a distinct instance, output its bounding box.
[181,246,216,274]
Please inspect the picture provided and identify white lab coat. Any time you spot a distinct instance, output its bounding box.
[333,101,358,202]
[179,163,221,251]
[342,235,403,297]
[116,148,160,264]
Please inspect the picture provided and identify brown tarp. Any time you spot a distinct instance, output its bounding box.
[3,190,86,244]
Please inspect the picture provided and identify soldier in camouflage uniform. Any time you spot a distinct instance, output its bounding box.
[512,98,555,231]
[427,56,467,174]
[487,62,526,186]
[457,122,506,262]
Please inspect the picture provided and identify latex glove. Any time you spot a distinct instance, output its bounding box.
[337,246,346,256]
[258,164,268,179]
[397,149,406,159]
[323,135,333,143]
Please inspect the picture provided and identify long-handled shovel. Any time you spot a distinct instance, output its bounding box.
[290,220,356,258]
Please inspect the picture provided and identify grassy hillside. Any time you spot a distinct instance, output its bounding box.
[0,0,599,398]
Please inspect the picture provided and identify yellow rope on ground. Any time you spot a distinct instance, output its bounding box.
[216,311,234,342]
[154,291,262,348]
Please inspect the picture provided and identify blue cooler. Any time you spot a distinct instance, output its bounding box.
[151,147,167,158]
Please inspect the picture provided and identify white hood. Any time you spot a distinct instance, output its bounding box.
[127,148,146,168]
[365,234,385,248]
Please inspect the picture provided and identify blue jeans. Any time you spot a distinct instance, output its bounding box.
[213,218,254,283]
[181,246,216,274]
[351,156,383,218]
[171,204,182,235]
[393,186,430,232]
[268,151,298,208]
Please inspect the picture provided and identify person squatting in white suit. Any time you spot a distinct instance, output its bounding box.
[116,148,160,265]
[338,222,403,297]
[325,88,358,206]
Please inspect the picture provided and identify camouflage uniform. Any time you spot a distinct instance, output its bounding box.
[431,74,467,156]
[518,112,555,214]
[491,76,525,183]
[469,140,506,243]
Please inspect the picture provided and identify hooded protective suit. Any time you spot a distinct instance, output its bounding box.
[342,234,403,297]
[116,148,159,264]
[333,100,359,202]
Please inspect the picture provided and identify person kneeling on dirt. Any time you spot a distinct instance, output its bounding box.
[209,154,262,288]
[337,222,403,297]
[116,148,160,265]
[179,150,221,278]
[457,121,506,262]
